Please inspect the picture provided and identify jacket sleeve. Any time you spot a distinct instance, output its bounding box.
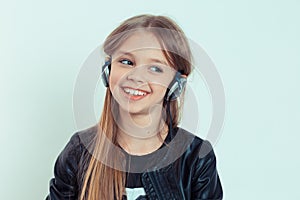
[45,133,81,200]
[191,140,223,200]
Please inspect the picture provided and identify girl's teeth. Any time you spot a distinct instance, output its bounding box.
[124,88,146,96]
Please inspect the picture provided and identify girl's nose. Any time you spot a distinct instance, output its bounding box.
[126,66,147,83]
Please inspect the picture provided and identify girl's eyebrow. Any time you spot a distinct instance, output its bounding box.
[148,58,168,66]
[114,50,168,66]
[114,50,134,58]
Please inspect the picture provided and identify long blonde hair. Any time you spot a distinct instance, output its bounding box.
[79,14,192,200]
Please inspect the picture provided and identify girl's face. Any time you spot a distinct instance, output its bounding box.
[109,31,176,115]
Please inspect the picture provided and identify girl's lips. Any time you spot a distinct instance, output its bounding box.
[121,87,150,101]
[122,86,150,94]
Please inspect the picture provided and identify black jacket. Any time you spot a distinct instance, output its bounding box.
[46,125,223,200]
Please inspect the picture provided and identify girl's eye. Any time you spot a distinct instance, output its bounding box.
[120,59,133,66]
[149,66,163,73]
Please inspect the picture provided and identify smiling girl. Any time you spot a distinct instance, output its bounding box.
[46,14,223,200]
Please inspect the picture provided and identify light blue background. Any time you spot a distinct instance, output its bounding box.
[1,0,299,199]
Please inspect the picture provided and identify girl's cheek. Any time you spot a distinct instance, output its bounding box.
[109,75,118,92]
[109,68,124,91]
[109,69,116,90]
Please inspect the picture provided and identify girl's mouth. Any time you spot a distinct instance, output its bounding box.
[122,87,150,100]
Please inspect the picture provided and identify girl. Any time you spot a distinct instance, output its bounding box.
[46,14,223,200]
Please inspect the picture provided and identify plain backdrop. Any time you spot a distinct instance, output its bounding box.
[1,0,299,199]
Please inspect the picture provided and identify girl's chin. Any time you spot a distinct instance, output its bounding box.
[119,106,148,115]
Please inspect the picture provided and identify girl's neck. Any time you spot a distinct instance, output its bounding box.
[116,108,169,156]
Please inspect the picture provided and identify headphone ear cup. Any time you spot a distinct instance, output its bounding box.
[171,76,187,100]
[164,72,187,101]
[101,60,111,87]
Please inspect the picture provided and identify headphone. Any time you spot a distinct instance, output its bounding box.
[101,59,111,88]
[101,58,187,101]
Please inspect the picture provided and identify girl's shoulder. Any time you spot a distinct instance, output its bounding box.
[170,127,217,170]
[58,124,98,164]
[172,127,214,156]
[46,125,98,199]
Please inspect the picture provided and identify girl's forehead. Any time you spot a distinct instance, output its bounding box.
[116,31,163,54]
